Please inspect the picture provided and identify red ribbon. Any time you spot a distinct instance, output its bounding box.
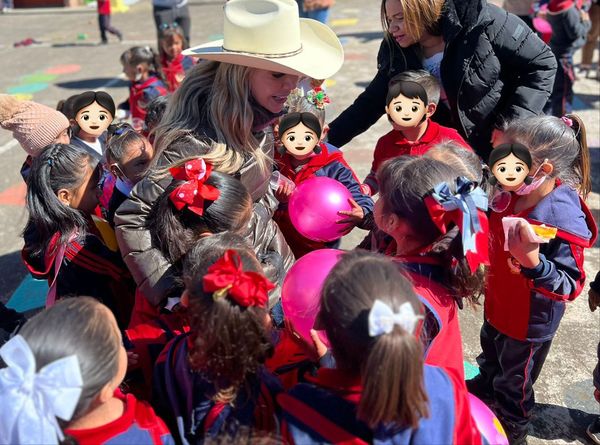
[168,158,220,216]
[203,250,275,308]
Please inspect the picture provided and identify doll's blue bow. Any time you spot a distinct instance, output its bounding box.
[429,177,488,253]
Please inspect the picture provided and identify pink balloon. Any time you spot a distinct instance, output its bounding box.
[281,249,344,346]
[288,176,353,242]
[468,394,509,445]
[533,17,552,44]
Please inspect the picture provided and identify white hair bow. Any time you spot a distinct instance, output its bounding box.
[0,335,83,445]
[368,300,423,337]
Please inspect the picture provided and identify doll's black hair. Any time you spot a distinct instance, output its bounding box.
[488,143,533,186]
[71,91,116,118]
[279,112,322,138]
[386,81,428,109]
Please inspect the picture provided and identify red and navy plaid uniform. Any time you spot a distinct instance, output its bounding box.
[393,257,466,380]
[161,53,194,92]
[22,225,135,328]
[124,75,168,123]
[153,333,283,444]
[473,182,597,434]
[278,366,482,444]
[65,389,174,445]
[274,142,374,258]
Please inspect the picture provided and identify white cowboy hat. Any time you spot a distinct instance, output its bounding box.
[183,0,344,80]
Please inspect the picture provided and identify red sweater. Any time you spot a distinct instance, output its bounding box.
[97,0,110,15]
[364,120,470,194]
[65,390,174,445]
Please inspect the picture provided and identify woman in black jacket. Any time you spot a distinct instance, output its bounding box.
[327,0,557,159]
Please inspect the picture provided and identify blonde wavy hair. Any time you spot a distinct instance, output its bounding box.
[380,0,444,44]
[153,61,271,175]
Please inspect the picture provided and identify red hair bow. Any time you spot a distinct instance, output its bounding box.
[169,158,220,216]
[203,250,275,308]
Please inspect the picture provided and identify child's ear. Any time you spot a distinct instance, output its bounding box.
[57,189,72,207]
[97,379,115,404]
[426,102,437,118]
[180,290,190,308]
[540,162,554,176]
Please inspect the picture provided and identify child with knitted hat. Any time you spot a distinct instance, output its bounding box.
[0,94,71,181]
[0,94,71,156]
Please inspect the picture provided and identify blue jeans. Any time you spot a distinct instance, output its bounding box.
[296,0,330,24]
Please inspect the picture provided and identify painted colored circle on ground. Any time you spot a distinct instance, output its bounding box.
[20,72,58,83]
[330,18,359,27]
[11,93,33,101]
[45,64,81,75]
[324,79,336,88]
[7,83,49,94]
[464,361,481,380]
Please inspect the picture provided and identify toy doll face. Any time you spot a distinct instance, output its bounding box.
[281,122,319,159]
[76,101,113,137]
[491,153,530,191]
[385,93,427,128]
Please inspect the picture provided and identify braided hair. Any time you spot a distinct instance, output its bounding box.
[23,143,97,256]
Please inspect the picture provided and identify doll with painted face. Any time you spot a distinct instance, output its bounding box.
[274,105,374,258]
[70,91,116,160]
[362,76,470,197]
[487,142,552,213]
[488,143,533,192]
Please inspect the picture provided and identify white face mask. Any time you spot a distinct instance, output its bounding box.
[515,162,549,195]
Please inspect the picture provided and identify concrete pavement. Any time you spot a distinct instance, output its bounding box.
[0,1,599,443]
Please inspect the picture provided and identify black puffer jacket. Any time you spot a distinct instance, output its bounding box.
[114,129,295,308]
[328,0,557,159]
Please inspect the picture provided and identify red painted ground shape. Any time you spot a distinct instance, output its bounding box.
[0,182,26,206]
[45,64,81,75]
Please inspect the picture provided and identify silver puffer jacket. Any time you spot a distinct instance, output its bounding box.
[114,128,295,308]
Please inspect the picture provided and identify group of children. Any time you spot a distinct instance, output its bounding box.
[0,61,597,445]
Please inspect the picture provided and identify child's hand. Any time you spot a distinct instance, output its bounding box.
[275,182,294,203]
[337,198,364,228]
[309,329,328,360]
[127,350,139,369]
[360,183,372,196]
[507,220,541,269]
[284,319,328,361]
[589,287,600,312]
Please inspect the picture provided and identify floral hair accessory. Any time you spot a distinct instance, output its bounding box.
[169,158,220,216]
[424,176,490,273]
[203,250,275,308]
[306,87,331,110]
[561,116,573,128]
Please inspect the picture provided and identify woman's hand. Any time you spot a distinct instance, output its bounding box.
[507,220,541,269]
[275,181,294,203]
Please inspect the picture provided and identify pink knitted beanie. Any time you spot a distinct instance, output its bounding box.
[0,94,70,156]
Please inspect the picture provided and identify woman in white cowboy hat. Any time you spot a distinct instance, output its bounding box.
[115,0,343,308]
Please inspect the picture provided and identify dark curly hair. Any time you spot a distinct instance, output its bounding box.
[182,233,274,401]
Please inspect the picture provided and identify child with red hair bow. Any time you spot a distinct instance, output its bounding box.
[153,240,283,443]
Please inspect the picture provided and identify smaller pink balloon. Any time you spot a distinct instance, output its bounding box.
[282,249,344,346]
[288,176,353,242]
[468,394,509,445]
[533,18,552,44]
